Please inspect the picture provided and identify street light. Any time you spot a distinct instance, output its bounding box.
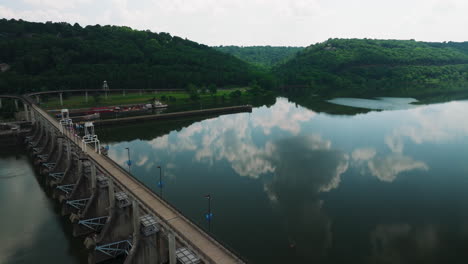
[204,194,213,232]
[125,147,131,172]
[157,165,163,197]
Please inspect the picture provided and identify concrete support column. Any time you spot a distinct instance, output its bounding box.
[85,91,88,103]
[0,98,2,108]
[59,93,63,106]
[153,233,160,264]
[23,104,30,121]
[44,122,49,139]
[168,233,176,264]
[35,96,40,104]
[77,158,83,178]
[90,164,96,190]
[14,99,19,110]
[66,140,71,168]
[123,90,126,96]
[108,181,115,209]
[132,200,140,239]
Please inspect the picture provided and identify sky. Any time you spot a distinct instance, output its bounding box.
[1,0,468,46]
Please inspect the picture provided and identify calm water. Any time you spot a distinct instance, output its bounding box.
[0,151,86,264]
[98,97,468,263]
[327,97,419,110]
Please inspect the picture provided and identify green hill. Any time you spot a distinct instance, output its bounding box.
[0,19,271,94]
[214,46,303,68]
[274,39,468,97]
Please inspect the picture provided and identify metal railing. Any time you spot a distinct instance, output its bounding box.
[24,94,249,264]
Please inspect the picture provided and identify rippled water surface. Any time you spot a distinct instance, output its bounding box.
[99,97,468,264]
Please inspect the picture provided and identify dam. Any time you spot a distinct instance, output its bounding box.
[1,92,246,264]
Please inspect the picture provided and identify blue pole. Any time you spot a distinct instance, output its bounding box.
[157,165,163,197]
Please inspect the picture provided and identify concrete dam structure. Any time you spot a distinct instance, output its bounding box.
[14,95,245,264]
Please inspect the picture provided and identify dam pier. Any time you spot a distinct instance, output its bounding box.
[1,93,246,264]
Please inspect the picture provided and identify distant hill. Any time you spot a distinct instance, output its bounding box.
[3,20,468,98]
[274,39,468,97]
[0,19,271,94]
[214,46,303,68]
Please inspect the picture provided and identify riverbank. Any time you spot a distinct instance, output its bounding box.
[92,105,252,126]
[40,88,248,110]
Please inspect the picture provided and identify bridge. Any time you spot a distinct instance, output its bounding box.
[2,92,246,264]
[0,94,28,117]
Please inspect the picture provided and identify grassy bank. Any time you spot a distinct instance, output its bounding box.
[40,88,248,110]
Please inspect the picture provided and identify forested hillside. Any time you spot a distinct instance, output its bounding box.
[3,19,468,98]
[215,46,303,68]
[274,39,468,97]
[0,19,271,94]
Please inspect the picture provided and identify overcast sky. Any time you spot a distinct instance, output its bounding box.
[1,0,468,46]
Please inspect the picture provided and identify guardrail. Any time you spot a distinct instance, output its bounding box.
[99,154,250,263]
[24,93,249,263]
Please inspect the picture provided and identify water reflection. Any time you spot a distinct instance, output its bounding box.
[102,97,468,264]
[351,148,428,182]
[369,224,438,263]
[385,101,468,153]
[143,98,315,178]
[0,153,85,264]
[327,97,418,110]
[263,136,348,261]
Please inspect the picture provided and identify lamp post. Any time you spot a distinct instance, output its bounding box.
[157,165,163,197]
[204,194,213,232]
[125,147,131,172]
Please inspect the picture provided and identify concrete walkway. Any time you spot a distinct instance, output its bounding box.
[31,102,244,264]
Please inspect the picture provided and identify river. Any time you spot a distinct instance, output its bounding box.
[0,150,86,264]
[97,97,468,264]
[3,96,468,263]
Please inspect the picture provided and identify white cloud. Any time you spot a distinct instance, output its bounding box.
[0,5,87,24]
[320,158,348,192]
[22,0,92,10]
[149,135,169,149]
[146,98,316,179]
[385,101,468,153]
[367,154,428,182]
[352,148,376,161]
[0,6,15,17]
[352,147,428,182]
[251,98,315,136]
[194,114,275,178]
[136,155,148,166]
[4,0,467,45]
[351,101,468,183]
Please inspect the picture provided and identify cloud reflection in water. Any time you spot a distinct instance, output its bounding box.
[263,135,349,261]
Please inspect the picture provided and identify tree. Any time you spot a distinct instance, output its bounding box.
[208,84,217,96]
[93,93,102,105]
[248,80,263,96]
[186,83,199,101]
[229,90,242,98]
[0,19,270,94]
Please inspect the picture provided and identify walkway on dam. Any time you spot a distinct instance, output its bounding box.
[28,99,244,264]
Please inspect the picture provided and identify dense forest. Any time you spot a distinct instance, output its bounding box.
[0,19,273,94]
[2,19,468,98]
[214,46,303,68]
[274,38,468,97]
